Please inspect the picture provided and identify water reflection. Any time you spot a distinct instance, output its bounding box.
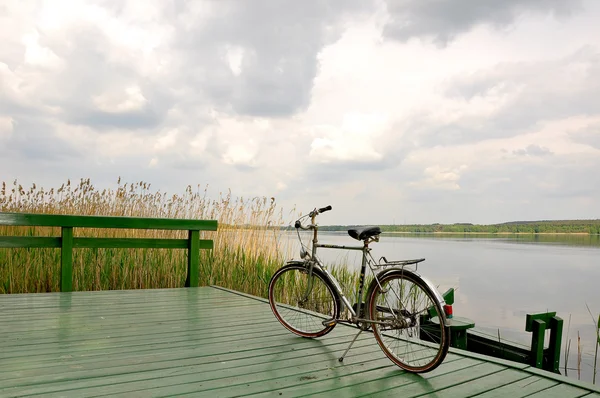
[383,232,600,248]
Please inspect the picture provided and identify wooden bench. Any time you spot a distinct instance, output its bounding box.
[429,288,476,349]
[0,212,217,292]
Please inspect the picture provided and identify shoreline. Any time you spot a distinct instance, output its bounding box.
[381,231,595,236]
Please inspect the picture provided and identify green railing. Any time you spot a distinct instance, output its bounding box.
[0,212,218,292]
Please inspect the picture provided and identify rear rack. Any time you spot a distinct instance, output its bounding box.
[376,256,426,271]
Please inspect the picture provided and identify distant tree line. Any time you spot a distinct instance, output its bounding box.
[312,220,600,234]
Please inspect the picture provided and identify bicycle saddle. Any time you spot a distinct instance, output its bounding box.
[348,226,381,241]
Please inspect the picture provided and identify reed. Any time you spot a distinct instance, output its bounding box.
[0,178,360,298]
[585,304,600,384]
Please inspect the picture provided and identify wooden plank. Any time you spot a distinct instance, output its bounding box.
[0,326,370,383]
[1,286,599,398]
[524,383,593,397]
[74,238,180,249]
[185,230,200,287]
[416,369,531,397]
[474,375,558,398]
[60,226,73,292]
[0,327,372,384]
[316,362,505,398]
[0,237,213,250]
[1,336,386,396]
[0,212,218,231]
[0,236,61,248]
[253,357,478,398]
[526,367,600,393]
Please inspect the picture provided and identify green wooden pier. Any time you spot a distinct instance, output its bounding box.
[1,286,599,397]
[1,212,600,396]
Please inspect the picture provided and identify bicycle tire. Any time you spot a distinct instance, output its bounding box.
[367,269,449,372]
[268,263,341,338]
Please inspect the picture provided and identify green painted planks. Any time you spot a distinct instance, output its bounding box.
[474,375,559,398]
[60,226,73,292]
[0,236,60,248]
[0,212,217,231]
[525,383,594,397]
[2,337,386,396]
[0,328,373,386]
[1,287,599,398]
[0,237,214,249]
[255,357,478,398]
[406,368,531,398]
[185,230,200,287]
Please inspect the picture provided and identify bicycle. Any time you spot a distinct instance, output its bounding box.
[268,205,450,373]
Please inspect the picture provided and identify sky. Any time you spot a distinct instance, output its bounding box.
[1,0,600,225]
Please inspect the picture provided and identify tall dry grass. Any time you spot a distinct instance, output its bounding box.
[0,178,361,299]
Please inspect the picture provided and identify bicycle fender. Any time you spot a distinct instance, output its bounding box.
[375,267,446,307]
[285,260,306,266]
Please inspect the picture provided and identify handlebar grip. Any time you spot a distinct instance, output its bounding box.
[318,205,332,214]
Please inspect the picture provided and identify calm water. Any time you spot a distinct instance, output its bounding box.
[279,231,600,383]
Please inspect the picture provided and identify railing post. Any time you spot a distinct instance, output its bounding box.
[530,319,545,369]
[548,316,563,372]
[60,227,73,292]
[185,230,199,287]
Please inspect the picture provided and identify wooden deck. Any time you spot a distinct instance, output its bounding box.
[1,287,599,397]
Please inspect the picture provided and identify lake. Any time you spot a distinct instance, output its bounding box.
[278,231,600,384]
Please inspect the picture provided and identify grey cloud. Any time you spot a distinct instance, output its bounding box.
[33,25,172,131]
[468,155,598,200]
[383,0,582,45]
[69,108,162,130]
[169,0,374,117]
[411,48,600,147]
[398,153,600,223]
[1,116,80,161]
[513,144,553,156]
[569,124,600,150]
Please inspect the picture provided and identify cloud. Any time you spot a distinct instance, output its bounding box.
[569,123,600,150]
[166,0,375,117]
[407,47,600,147]
[1,0,600,226]
[2,116,80,161]
[513,144,553,157]
[383,0,583,45]
[0,116,14,140]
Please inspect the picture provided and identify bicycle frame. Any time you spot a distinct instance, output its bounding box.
[297,211,446,324]
[310,242,368,319]
[298,212,394,325]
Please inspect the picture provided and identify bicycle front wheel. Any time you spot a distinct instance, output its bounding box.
[367,270,449,372]
[268,264,341,338]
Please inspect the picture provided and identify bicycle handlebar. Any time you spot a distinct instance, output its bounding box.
[294,205,332,229]
[318,205,332,214]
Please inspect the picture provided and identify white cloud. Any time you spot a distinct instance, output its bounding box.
[0,117,14,140]
[154,129,179,151]
[410,164,468,191]
[93,86,148,113]
[309,113,387,164]
[22,30,63,69]
[226,46,244,76]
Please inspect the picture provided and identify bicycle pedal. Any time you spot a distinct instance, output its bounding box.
[322,319,337,327]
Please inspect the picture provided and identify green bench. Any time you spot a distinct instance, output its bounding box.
[428,288,476,349]
[0,212,217,292]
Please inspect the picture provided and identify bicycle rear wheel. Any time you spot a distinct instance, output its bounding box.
[367,270,449,372]
[269,263,341,338]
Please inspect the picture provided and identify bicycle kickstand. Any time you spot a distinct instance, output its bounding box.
[338,329,363,363]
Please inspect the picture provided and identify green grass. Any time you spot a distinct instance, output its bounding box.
[0,178,361,299]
